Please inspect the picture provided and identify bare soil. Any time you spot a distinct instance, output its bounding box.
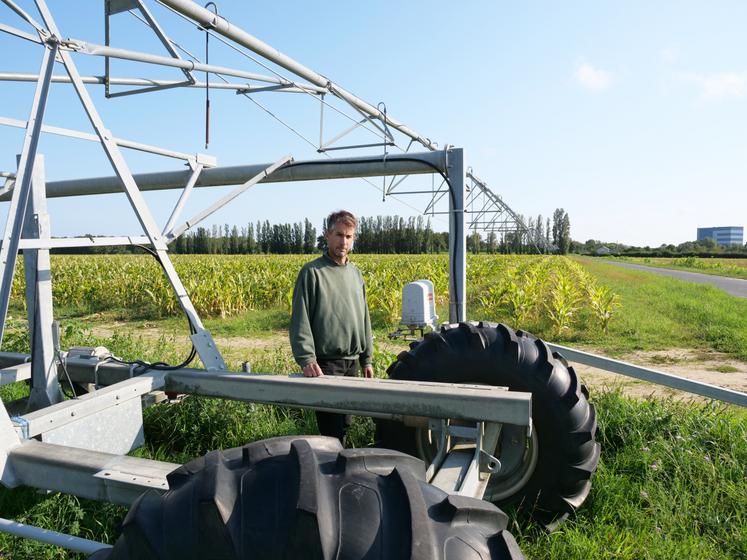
[573,348,747,402]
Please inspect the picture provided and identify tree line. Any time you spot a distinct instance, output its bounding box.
[57,209,573,255]
[171,219,318,254]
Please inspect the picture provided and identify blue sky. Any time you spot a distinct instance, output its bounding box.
[2,1,747,247]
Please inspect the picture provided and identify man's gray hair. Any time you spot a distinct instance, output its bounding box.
[325,210,358,233]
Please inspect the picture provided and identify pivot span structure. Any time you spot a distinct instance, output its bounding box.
[0,1,745,557]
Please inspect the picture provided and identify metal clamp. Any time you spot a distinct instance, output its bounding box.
[10,416,29,439]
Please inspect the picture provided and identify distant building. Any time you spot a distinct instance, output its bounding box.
[696,226,743,247]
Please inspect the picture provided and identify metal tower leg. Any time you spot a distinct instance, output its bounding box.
[447,148,466,323]
[22,155,62,408]
[0,42,56,347]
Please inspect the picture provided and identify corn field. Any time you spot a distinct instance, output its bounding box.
[9,254,620,337]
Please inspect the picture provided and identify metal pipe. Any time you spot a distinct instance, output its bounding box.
[0,116,213,164]
[549,343,747,408]
[66,39,325,93]
[0,151,447,200]
[0,517,112,555]
[0,72,310,93]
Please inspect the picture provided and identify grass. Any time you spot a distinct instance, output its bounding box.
[608,256,747,280]
[517,391,747,560]
[709,365,741,374]
[570,257,747,359]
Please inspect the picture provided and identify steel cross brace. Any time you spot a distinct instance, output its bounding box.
[105,0,196,98]
[32,0,226,370]
[166,154,293,240]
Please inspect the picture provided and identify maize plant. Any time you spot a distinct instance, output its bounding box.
[587,284,621,334]
[545,269,580,335]
[6,254,619,335]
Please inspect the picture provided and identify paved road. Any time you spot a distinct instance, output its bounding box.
[603,260,747,299]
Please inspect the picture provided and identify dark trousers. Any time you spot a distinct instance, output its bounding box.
[316,358,358,445]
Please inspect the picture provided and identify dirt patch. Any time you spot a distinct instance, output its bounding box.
[90,322,745,402]
[574,348,747,403]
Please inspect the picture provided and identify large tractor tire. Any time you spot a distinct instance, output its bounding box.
[94,435,524,560]
[377,322,600,529]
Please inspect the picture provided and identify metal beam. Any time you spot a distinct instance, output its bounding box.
[0,518,111,555]
[22,155,62,408]
[62,38,325,93]
[0,73,310,93]
[549,343,747,408]
[8,439,178,504]
[14,235,152,250]
[166,370,532,426]
[0,22,42,44]
[0,362,31,386]
[162,162,202,236]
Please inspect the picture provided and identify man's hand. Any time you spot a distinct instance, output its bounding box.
[302,362,324,377]
[362,365,374,379]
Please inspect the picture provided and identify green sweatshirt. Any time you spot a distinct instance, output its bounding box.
[290,253,373,368]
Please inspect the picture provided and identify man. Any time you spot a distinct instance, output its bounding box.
[289,210,373,445]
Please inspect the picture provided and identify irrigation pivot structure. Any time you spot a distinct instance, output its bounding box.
[0,1,745,557]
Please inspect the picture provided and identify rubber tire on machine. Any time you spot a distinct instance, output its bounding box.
[92,435,525,560]
[376,322,601,529]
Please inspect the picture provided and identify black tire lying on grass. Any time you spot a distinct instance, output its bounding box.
[94,435,524,560]
[376,322,601,529]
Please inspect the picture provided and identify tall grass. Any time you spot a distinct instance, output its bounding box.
[517,391,747,559]
[576,257,747,358]
[610,256,747,280]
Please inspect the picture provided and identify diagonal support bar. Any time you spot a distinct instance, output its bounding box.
[0,22,43,44]
[163,162,203,236]
[1,0,45,33]
[0,42,57,348]
[0,116,216,165]
[34,0,226,370]
[168,155,293,239]
[134,0,195,83]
